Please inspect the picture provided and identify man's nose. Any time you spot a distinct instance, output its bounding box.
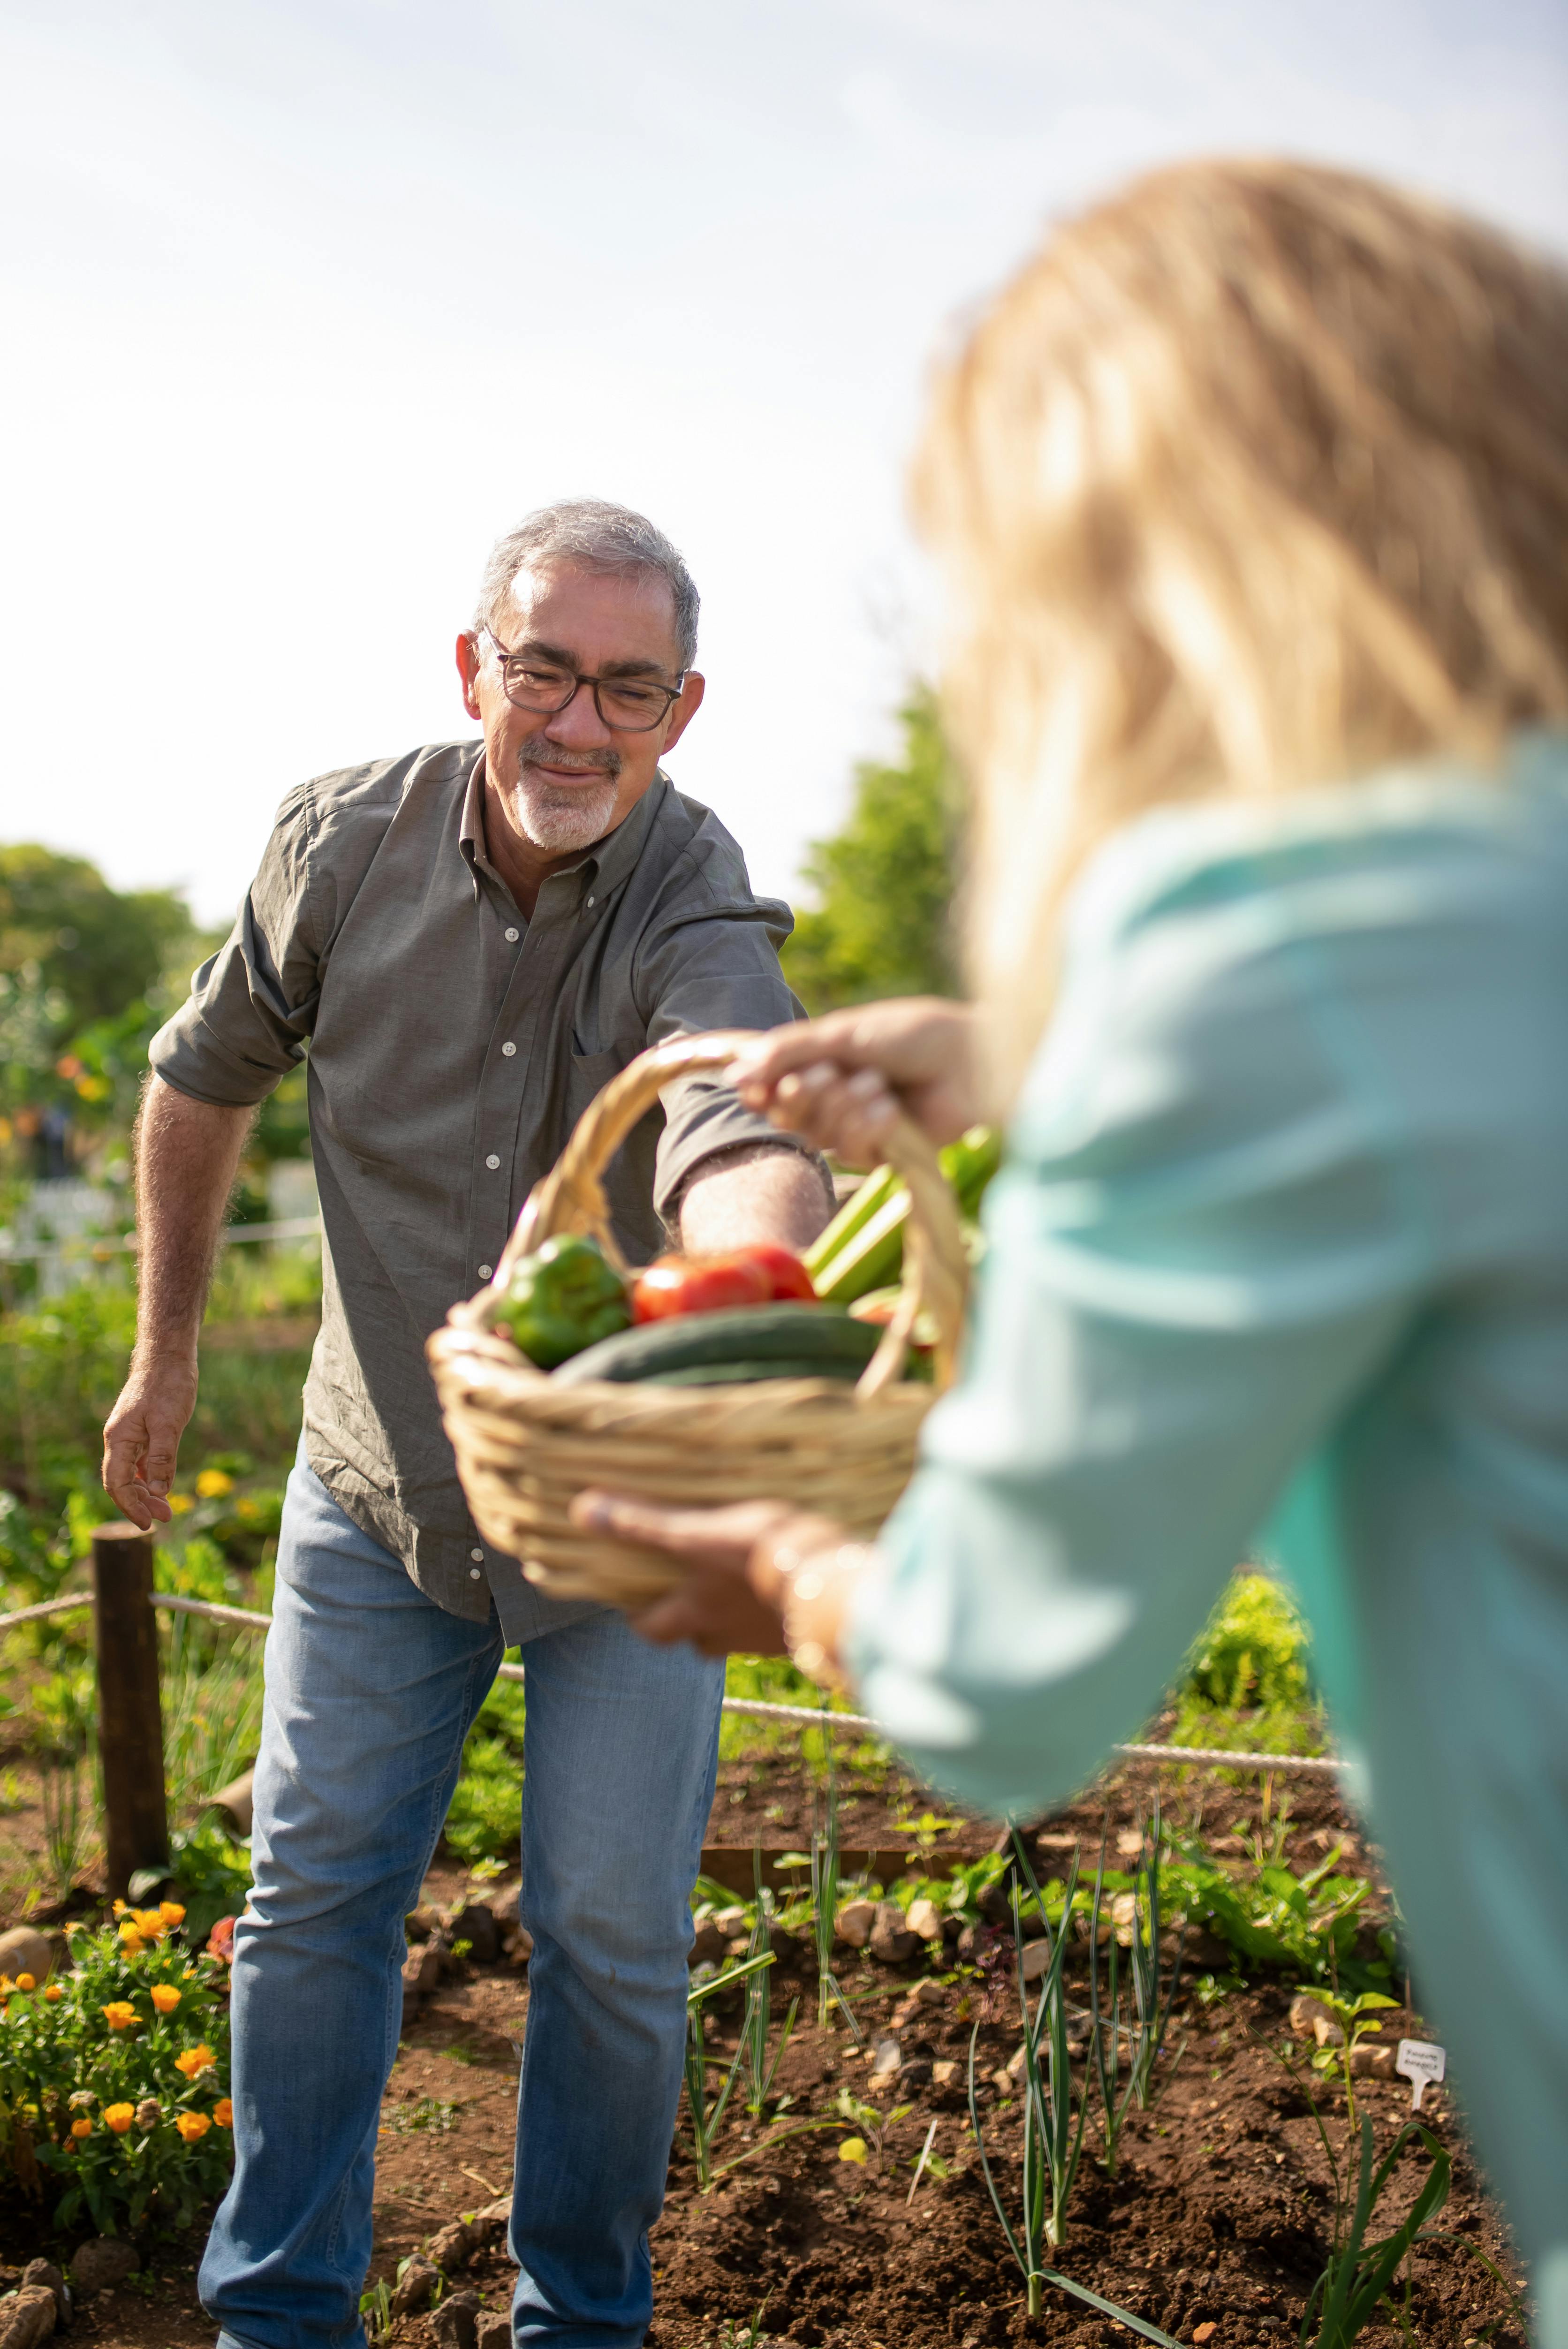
[542,682,614,747]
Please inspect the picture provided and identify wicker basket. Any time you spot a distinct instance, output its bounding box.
[426,1030,968,1606]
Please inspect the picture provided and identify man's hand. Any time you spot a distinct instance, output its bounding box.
[568,1493,853,1663]
[728,998,979,1164]
[103,1352,201,1528]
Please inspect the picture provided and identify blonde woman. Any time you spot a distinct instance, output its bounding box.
[575,162,1568,2328]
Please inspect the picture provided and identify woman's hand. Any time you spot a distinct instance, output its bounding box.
[728,998,980,1164]
[568,1492,856,1667]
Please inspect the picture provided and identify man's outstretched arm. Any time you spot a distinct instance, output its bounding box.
[677,1142,832,1256]
[102,1076,255,1528]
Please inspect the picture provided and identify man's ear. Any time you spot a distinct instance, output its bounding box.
[661,670,705,753]
[455,631,484,723]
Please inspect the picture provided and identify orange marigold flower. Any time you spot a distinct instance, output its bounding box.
[175,2110,211,2142]
[102,2000,137,2030]
[174,2043,216,2078]
[112,1898,128,1916]
[117,1925,144,1955]
[151,1984,182,2014]
[195,1469,234,1499]
[15,1973,35,1993]
[132,1909,167,1940]
[43,1984,62,2004]
[70,2117,93,2140]
[213,2097,234,2128]
[159,1900,186,1926]
[105,2102,136,2134]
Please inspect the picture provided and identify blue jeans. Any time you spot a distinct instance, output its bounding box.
[199,1456,724,2348]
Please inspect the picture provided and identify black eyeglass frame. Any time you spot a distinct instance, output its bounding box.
[479,627,688,734]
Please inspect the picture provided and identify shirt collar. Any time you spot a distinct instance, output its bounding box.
[458,746,669,904]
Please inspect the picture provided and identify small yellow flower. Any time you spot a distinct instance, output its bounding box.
[112,1898,128,1916]
[151,1984,182,2014]
[133,1909,167,1940]
[105,2102,136,2134]
[167,1491,195,1514]
[195,1469,234,1499]
[117,1921,144,1954]
[838,2136,868,2166]
[70,2117,93,2140]
[176,2110,211,2142]
[174,2043,216,2078]
[43,1984,62,2004]
[102,2001,137,2031]
[213,2097,234,2128]
[14,1973,34,1993]
[159,1900,186,1926]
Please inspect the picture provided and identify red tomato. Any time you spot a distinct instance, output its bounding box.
[729,1243,818,1303]
[630,1253,773,1323]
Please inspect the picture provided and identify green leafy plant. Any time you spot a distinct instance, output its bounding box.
[834,2083,912,2176]
[390,2096,461,2134]
[682,1950,775,2190]
[741,1873,799,2119]
[1307,1989,1402,2129]
[1122,1801,1187,2111]
[1299,2117,1450,2348]
[0,1910,233,2233]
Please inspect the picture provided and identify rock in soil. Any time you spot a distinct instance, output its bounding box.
[19,2263,68,2324]
[405,1904,442,1943]
[834,1898,876,1948]
[426,2218,475,2272]
[389,2258,439,2315]
[448,1904,500,1965]
[905,1896,943,1941]
[431,2289,483,2347]
[688,1920,726,1965]
[69,2237,138,2294]
[402,1944,444,1997]
[476,2315,512,2348]
[1289,1992,1342,2043]
[0,2286,58,2349]
[0,1928,53,1984]
[469,2197,513,2239]
[868,1901,918,1965]
[1349,2042,1398,2077]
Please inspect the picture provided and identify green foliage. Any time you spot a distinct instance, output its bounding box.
[783,692,961,1013]
[444,1733,523,1864]
[1163,1837,1385,1991]
[1173,1569,1326,1760]
[0,1913,233,2233]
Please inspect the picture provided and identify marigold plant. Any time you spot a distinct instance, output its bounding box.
[0,1914,233,2233]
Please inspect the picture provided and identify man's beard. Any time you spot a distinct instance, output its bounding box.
[506,735,623,855]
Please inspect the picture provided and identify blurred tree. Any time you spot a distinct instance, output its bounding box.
[0,845,195,1030]
[781,690,963,1012]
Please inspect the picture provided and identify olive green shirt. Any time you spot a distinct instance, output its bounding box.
[150,739,819,1623]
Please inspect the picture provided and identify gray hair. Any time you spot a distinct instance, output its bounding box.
[473,498,700,671]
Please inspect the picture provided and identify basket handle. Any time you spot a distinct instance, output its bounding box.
[485,1029,968,1397]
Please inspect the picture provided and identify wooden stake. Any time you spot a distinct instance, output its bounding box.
[91,1523,170,1900]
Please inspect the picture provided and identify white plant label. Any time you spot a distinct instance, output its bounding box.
[1396,2038,1446,2110]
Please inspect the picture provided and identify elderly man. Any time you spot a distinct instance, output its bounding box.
[101,501,829,2349]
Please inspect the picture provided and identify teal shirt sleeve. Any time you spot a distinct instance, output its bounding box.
[846,841,1427,1818]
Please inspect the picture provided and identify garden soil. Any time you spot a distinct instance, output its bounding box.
[0,1763,1530,2348]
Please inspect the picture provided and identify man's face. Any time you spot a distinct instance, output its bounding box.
[456,560,704,858]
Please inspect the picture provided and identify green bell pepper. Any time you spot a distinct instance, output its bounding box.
[493,1234,631,1368]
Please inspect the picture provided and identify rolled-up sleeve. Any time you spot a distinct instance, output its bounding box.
[150,785,323,1106]
[634,881,829,1219]
[847,879,1427,1818]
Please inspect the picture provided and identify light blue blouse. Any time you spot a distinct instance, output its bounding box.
[848,731,1568,2318]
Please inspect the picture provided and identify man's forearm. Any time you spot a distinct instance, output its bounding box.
[133,1075,256,1360]
[678,1143,832,1255]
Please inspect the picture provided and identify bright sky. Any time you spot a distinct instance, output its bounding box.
[2,0,1565,926]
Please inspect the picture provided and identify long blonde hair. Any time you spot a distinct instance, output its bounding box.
[914,159,1568,1103]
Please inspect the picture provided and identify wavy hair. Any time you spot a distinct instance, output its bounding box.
[913,159,1568,1102]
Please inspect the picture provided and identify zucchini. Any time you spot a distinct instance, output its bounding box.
[646,1357,868,1387]
[552,1302,883,1387]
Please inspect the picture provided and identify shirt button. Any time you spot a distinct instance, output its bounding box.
[586,894,595,908]
[469,1567,482,1581]
[501,1041,516,1057]
[485,1153,501,1170]
[477,1263,493,1279]
[505,927,519,942]
[471,1547,485,1562]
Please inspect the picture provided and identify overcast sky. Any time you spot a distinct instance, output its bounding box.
[2,0,1565,926]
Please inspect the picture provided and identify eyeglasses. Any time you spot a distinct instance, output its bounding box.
[480,628,686,733]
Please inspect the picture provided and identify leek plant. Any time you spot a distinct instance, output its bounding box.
[742,1876,799,2118]
[809,1716,861,2040]
[1299,2117,1449,2348]
[1124,1797,1187,2110]
[682,1950,775,2190]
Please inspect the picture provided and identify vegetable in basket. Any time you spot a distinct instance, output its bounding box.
[493,1234,632,1368]
[806,1124,1000,1304]
[630,1242,817,1322]
[553,1301,882,1387]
